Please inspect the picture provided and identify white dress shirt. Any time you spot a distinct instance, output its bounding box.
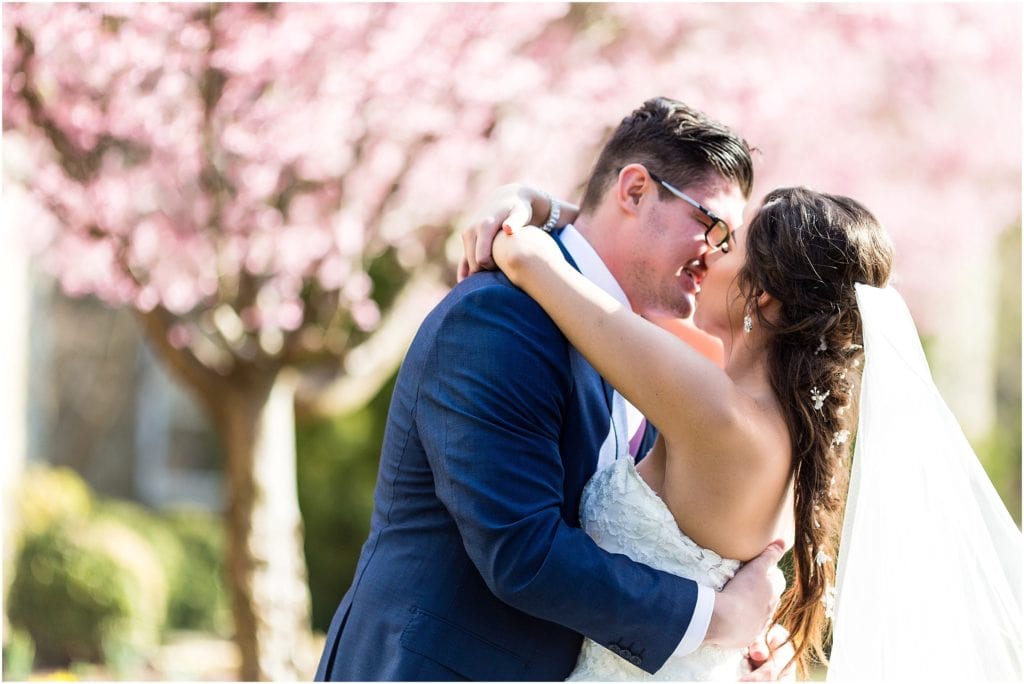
[559,224,715,659]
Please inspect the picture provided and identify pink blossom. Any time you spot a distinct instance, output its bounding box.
[3,2,1018,352]
[351,299,381,332]
[167,323,191,349]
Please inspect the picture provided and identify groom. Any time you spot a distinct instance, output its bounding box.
[315,97,786,681]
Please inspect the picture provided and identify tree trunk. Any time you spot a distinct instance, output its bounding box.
[139,310,315,679]
[214,369,313,680]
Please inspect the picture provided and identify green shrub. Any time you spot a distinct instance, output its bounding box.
[8,517,167,667]
[2,627,35,680]
[163,508,231,635]
[93,499,231,635]
[16,465,92,543]
[11,463,233,666]
[95,499,188,635]
[298,376,394,631]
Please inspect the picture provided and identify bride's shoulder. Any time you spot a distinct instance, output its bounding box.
[711,384,791,470]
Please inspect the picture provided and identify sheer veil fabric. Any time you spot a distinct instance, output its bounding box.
[828,284,1022,680]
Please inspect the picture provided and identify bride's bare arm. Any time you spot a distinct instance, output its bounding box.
[492,227,746,450]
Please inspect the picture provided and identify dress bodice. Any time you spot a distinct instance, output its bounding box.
[568,457,745,681]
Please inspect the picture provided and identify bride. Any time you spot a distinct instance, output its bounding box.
[462,183,1022,680]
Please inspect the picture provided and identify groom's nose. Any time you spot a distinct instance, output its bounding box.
[686,258,707,280]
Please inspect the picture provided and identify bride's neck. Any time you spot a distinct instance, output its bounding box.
[722,329,773,396]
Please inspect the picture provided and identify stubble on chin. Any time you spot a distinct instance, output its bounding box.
[649,283,695,320]
[625,261,694,320]
[668,294,695,320]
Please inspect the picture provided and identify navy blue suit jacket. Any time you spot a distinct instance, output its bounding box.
[315,238,700,680]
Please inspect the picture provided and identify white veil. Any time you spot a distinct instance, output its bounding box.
[827,284,1022,680]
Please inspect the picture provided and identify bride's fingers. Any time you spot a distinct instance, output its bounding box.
[738,655,754,677]
[474,216,503,270]
[743,619,792,680]
[457,257,470,282]
[747,632,769,663]
[502,200,532,234]
[738,657,773,682]
[753,624,796,681]
[775,646,797,681]
[461,225,481,275]
[767,625,796,680]
[766,623,791,650]
[739,639,789,681]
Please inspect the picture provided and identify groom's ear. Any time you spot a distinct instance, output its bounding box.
[616,164,652,215]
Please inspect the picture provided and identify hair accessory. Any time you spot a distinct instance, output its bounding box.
[811,386,830,411]
[822,583,837,619]
[816,550,832,566]
[743,314,753,334]
[815,335,828,354]
[832,429,850,446]
[540,193,561,232]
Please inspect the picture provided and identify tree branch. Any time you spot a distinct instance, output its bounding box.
[12,26,149,182]
[136,307,226,413]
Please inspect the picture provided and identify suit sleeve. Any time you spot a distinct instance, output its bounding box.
[417,281,701,673]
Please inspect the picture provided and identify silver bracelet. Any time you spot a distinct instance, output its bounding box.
[540,194,560,232]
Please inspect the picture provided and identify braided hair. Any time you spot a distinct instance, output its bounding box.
[738,187,894,675]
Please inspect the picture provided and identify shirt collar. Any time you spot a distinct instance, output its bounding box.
[559,224,631,310]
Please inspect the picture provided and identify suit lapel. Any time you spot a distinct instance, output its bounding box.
[552,230,616,417]
[634,422,658,464]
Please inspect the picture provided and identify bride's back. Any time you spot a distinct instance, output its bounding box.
[637,386,794,562]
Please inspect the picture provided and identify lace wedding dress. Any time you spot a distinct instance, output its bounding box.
[567,457,744,681]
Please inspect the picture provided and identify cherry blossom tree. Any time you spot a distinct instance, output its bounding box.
[4,2,1018,679]
[2,4,570,678]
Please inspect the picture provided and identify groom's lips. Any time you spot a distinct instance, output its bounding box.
[680,263,704,295]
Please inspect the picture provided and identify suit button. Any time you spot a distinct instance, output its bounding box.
[629,655,642,667]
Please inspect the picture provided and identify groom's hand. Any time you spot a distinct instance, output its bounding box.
[703,540,786,650]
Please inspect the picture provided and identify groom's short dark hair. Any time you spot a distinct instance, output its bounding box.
[579,97,755,214]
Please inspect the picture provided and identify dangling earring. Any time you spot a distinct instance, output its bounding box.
[743,314,753,334]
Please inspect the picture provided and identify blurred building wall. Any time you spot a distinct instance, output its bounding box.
[2,185,31,603]
[10,178,224,512]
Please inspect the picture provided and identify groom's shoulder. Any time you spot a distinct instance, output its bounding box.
[420,270,566,350]
[406,272,576,387]
[444,270,554,322]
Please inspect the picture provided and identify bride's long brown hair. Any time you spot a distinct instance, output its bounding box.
[737,188,894,676]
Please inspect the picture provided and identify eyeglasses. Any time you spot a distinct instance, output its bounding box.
[647,171,733,253]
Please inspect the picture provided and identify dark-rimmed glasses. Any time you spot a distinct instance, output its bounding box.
[648,171,733,253]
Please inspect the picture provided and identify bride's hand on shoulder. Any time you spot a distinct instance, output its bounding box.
[457,184,577,281]
[492,225,565,287]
